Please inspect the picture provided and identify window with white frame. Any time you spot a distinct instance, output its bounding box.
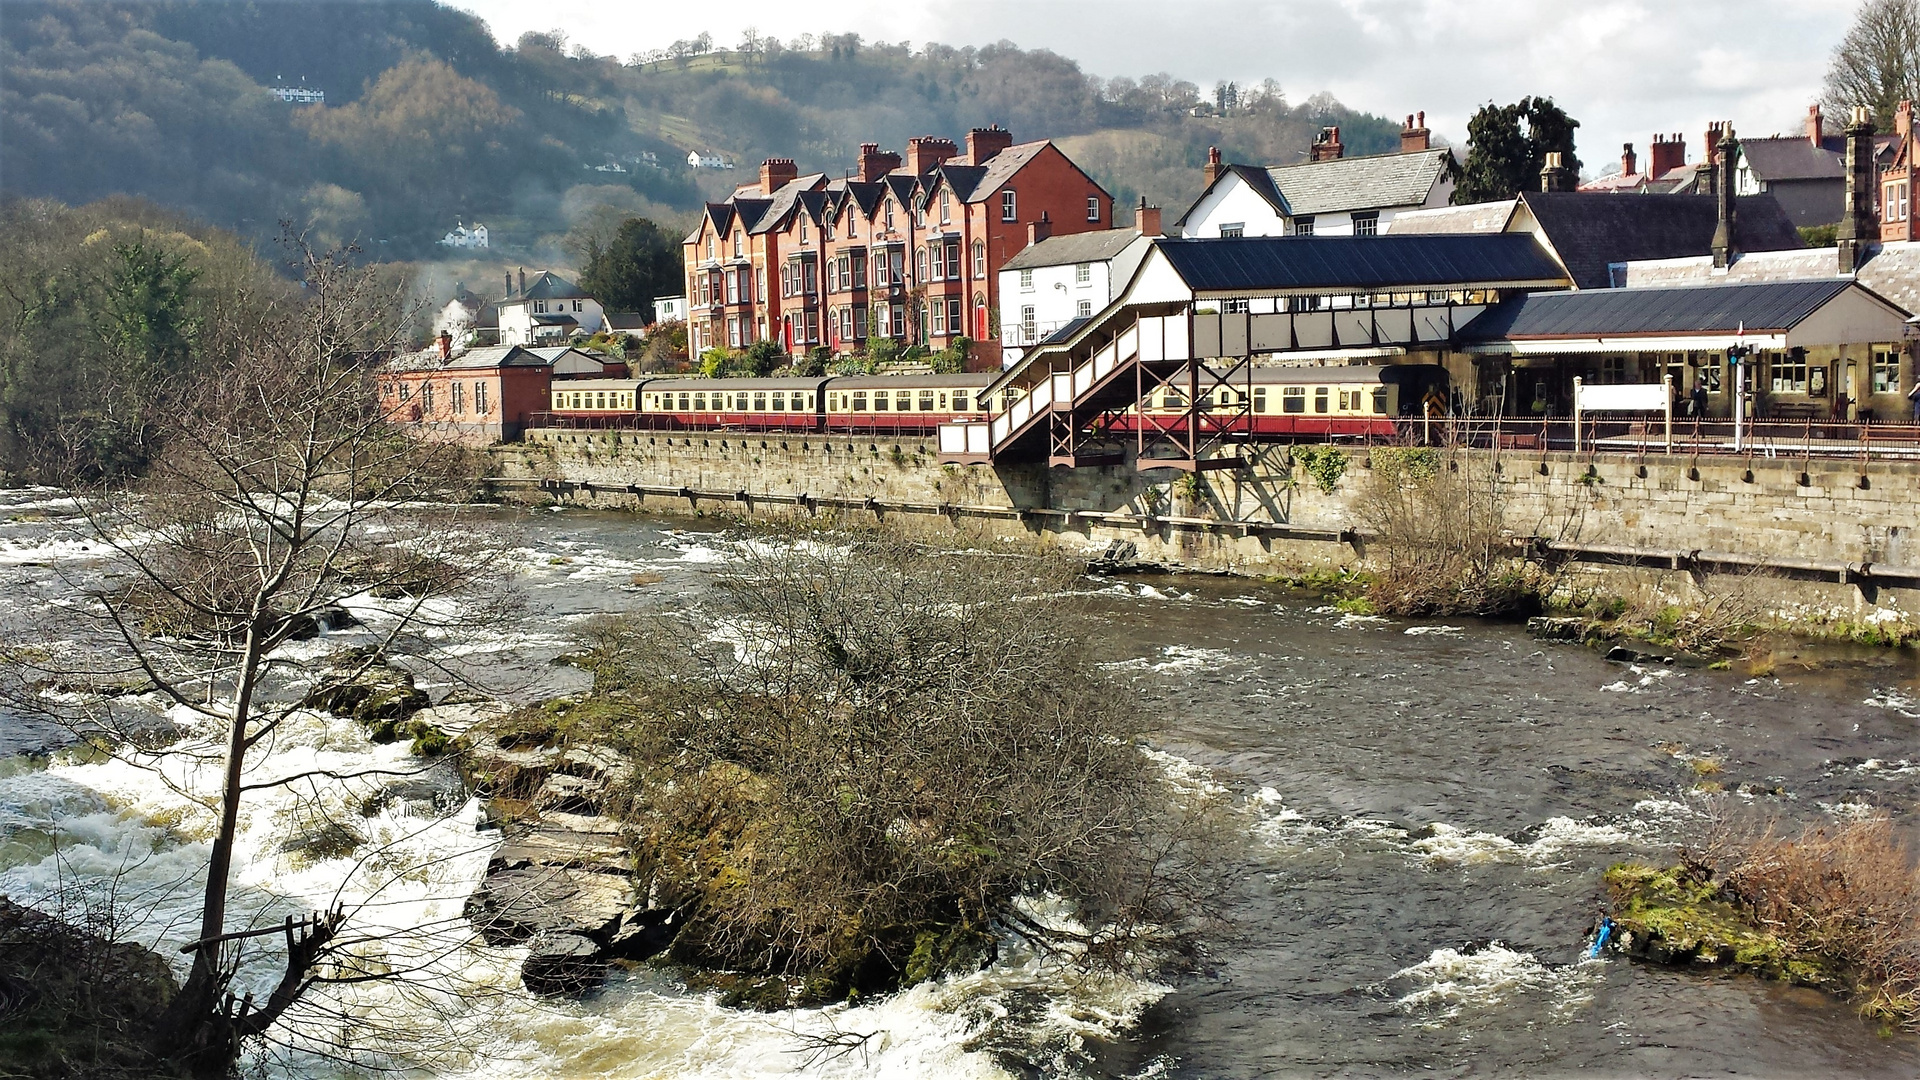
[1353,211,1379,237]
[1086,195,1100,222]
[1020,305,1036,341]
[1873,344,1900,394]
[972,240,986,279]
[1019,269,1034,290]
[1075,263,1091,284]
[1218,223,1244,238]
[1001,190,1016,222]
[1767,349,1806,393]
[1293,217,1315,236]
[1076,299,1093,318]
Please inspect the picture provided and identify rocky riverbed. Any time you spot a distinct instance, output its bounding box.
[5,495,1920,1078]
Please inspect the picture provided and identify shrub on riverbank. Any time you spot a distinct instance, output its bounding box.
[1353,446,1560,617]
[550,531,1226,1007]
[0,897,179,1078]
[1607,817,1920,1027]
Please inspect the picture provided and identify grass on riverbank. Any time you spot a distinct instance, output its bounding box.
[1607,818,1920,1029]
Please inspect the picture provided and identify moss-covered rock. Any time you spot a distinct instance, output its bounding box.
[1604,862,1837,988]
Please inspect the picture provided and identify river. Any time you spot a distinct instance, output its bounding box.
[3,491,1919,1078]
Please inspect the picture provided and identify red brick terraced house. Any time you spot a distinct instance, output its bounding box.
[683,127,1113,370]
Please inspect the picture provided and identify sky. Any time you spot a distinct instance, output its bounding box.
[457,0,1862,177]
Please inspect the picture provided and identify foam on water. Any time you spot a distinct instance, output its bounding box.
[1389,944,1601,1026]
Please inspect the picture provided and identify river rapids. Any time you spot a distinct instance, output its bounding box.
[3,490,1920,1078]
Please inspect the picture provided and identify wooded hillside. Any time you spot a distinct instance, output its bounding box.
[1,1,1405,262]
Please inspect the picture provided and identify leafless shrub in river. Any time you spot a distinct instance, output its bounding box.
[562,528,1231,1004]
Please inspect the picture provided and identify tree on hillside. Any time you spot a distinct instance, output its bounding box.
[1453,97,1581,204]
[1825,0,1920,130]
[3,241,509,1076]
[577,218,682,317]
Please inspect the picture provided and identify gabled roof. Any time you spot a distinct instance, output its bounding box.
[796,188,829,226]
[1149,234,1567,293]
[1515,191,1805,289]
[505,271,589,302]
[1268,148,1455,217]
[1001,228,1147,271]
[729,198,772,232]
[747,173,827,235]
[932,163,988,202]
[1460,279,1855,340]
[959,140,1055,203]
[881,174,918,209]
[840,180,885,218]
[1739,136,1845,183]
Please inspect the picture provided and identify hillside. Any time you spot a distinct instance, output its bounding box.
[1,1,1405,266]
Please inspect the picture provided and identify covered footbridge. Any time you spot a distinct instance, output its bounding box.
[937,233,1571,470]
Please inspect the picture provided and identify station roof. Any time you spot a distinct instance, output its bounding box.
[1151,234,1568,293]
[1461,279,1855,340]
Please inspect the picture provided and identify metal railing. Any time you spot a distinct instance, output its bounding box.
[1363,415,1920,461]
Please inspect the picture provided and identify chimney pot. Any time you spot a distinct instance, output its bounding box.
[1808,103,1824,147]
[1135,196,1162,236]
[965,126,1014,164]
[1203,145,1224,187]
[760,157,800,195]
[1621,142,1637,178]
[1399,111,1431,154]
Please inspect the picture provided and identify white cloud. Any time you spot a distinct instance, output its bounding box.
[455,0,1863,175]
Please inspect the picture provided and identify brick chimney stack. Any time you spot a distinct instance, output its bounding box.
[1203,146,1224,187]
[1701,122,1726,196]
[1649,133,1685,179]
[1712,126,1739,268]
[905,136,959,175]
[438,330,452,360]
[1134,195,1161,236]
[1027,211,1052,245]
[1400,112,1430,153]
[855,143,901,182]
[1540,151,1574,192]
[760,157,799,195]
[1808,103,1825,147]
[518,267,526,296]
[1620,142,1638,178]
[1309,126,1344,162]
[1838,106,1879,273]
[965,125,1014,164]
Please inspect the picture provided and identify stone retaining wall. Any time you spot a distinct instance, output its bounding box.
[493,429,1920,616]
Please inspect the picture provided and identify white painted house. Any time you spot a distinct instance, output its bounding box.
[439,222,489,249]
[497,270,605,346]
[996,225,1154,367]
[653,296,688,324]
[1177,120,1456,239]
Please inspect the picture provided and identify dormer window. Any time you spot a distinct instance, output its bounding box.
[1000,190,1016,222]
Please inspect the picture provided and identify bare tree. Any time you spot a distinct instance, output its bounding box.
[1825,0,1920,130]
[2,239,515,1077]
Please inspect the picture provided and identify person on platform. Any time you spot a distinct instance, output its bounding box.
[1689,380,1709,419]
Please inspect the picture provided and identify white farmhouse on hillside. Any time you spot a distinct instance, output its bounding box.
[497,269,605,346]
[1178,116,1456,239]
[440,222,489,249]
[996,207,1159,367]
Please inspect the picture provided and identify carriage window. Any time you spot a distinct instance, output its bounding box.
[754,393,768,411]
[1282,387,1307,413]
[678,393,690,410]
[1163,388,1186,409]
[953,392,970,412]
[596,392,607,410]
[772,392,785,411]
[873,392,888,411]
[1315,387,1329,413]
[853,392,869,411]
[919,390,936,411]
[694,393,707,411]
[897,391,912,410]
[1253,388,1267,413]
[1372,388,1388,414]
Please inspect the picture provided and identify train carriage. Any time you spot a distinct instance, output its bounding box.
[549,379,646,416]
[1133,363,1448,439]
[640,377,829,432]
[823,373,999,435]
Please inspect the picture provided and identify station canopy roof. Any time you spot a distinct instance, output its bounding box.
[1151,234,1569,295]
[1459,279,1908,354]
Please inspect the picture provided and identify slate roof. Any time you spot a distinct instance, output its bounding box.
[509,271,589,302]
[1516,191,1805,288]
[1268,148,1454,216]
[1739,136,1845,183]
[1041,316,1091,344]
[442,345,545,369]
[1149,234,1568,293]
[1460,279,1856,340]
[1001,229,1146,270]
[746,174,827,235]
[1385,199,1517,235]
[956,141,1055,203]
